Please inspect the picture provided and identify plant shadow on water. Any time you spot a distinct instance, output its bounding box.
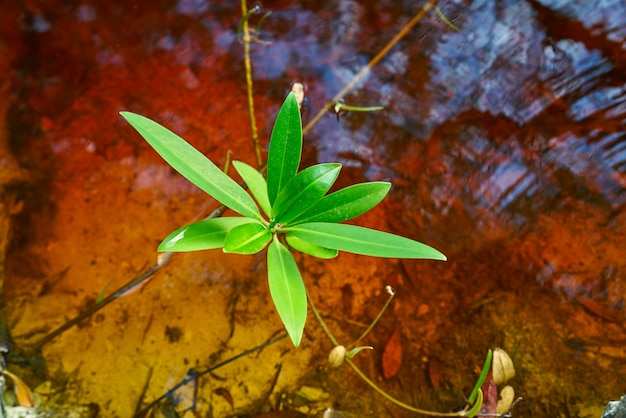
[0,0,625,417]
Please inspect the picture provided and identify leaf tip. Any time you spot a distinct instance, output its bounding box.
[289,330,303,347]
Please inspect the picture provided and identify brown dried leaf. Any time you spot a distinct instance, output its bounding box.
[428,356,442,392]
[382,327,402,379]
[576,296,623,323]
[213,387,234,409]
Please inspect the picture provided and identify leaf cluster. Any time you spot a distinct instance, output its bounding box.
[121,92,445,346]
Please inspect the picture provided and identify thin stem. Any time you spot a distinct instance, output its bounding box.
[302,0,439,135]
[240,0,262,167]
[345,358,469,417]
[307,289,473,417]
[306,289,339,346]
[353,286,395,344]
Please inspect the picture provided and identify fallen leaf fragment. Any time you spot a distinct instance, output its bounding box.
[428,356,442,392]
[576,296,623,323]
[3,370,34,408]
[382,327,402,379]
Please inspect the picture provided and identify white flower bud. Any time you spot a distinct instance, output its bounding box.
[328,345,346,367]
[492,348,515,385]
[290,82,305,110]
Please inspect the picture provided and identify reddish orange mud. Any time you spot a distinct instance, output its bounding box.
[0,1,625,417]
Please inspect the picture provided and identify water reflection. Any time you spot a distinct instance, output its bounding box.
[3,0,626,416]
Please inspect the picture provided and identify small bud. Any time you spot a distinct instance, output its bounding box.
[328,345,346,367]
[492,348,515,385]
[290,82,305,110]
[157,252,171,267]
[496,385,515,414]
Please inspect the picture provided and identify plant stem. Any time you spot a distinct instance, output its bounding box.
[345,358,470,417]
[240,0,262,167]
[307,290,470,417]
[302,0,439,135]
[306,289,340,347]
[353,286,395,344]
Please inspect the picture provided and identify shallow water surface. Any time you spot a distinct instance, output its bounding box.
[1,0,625,417]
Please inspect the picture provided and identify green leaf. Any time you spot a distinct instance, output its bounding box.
[285,234,338,259]
[289,181,391,225]
[232,160,272,218]
[120,112,261,220]
[223,221,272,254]
[267,237,307,347]
[284,223,447,260]
[346,346,373,358]
[272,163,341,224]
[468,349,492,404]
[267,93,302,205]
[466,389,483,418]
[158,217,258,252]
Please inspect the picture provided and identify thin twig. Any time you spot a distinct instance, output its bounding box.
[133,333,287,417]
[34,205,227,350]
[302,0,439,135]
[34,261,164,350]
[241,0,263,167]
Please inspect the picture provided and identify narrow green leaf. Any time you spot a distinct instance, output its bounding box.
[468,349,492,404]
[285,223,447,260]
[120,112,261,220]
[272,163,341,224]
[466,389,483,418]
[289,181,391,225]
[267,93,302,205]
[223,221,272,254]
[285,234,338,259]
[346,346,373,358]
[158,217,257,252]
[267,238,307,347]
[232,160,272,218]
[97,282,111,304]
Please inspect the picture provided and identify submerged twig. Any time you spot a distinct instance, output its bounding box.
[133,333,287,417]
[302,0,440,135]
[34,204,227,350]
[34,260,165,350]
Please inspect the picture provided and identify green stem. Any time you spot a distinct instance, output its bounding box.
[435,6,459,31]
[334,102,385,113]
[306,289,340,346]
[306,290,473,417]
[353,286,395,344]
[345,358,472,417]
[240,0,262,168]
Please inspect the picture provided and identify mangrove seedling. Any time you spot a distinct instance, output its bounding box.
[120,92,446,346]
